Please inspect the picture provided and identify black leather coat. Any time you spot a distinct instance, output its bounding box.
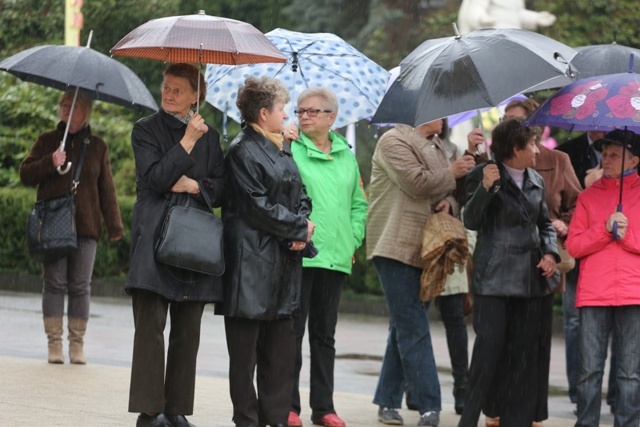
[464,162,559,297]
[125,110,226,302]
[219,126,311,320]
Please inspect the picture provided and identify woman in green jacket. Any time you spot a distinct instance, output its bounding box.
[287,87,368,427]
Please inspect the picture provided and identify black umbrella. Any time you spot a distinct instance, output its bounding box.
[571,43,640,78]
[0,45,158,113]
[371,27,578,128]
[0,33,157,174]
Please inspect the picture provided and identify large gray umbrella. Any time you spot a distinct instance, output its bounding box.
[0,44,158,112]
[371,27,578,127]
[571,43,640,78]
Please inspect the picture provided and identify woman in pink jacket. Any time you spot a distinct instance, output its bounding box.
[566,129,640,427]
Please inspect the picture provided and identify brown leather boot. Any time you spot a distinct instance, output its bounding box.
[68,317,88,364]
[43,317,64,364]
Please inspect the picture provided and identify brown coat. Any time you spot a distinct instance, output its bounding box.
[366,124,458,269]
[534,145,581,225]
[19,122,123,241]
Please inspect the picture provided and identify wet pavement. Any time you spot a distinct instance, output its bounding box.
[0,290,615,426]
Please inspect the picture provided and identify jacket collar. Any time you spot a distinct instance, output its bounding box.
[243,124,292,162]
[597,170,640,190]
[158,109,187,130]
[295,130,350,159]
[497,161,544,194]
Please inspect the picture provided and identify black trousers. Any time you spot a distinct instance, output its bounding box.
[225,316,295,427]
[291,268,346,419]
[128,289,206,415]
[458,294,552,427]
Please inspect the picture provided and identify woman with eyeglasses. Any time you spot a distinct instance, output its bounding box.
[286,88,368,427]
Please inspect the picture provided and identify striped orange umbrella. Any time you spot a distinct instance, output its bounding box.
[110,11,286,65]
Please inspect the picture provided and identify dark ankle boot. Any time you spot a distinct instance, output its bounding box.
[165,414,196,427]
[454,385,467,415]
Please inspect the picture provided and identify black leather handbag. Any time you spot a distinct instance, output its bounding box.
[155,183,224,276]
[26,141,88,263]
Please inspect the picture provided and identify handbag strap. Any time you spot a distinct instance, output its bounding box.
[197,181,214,211]
[71,138,89,194]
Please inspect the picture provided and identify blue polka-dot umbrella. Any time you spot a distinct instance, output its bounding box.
[205,28,390,130]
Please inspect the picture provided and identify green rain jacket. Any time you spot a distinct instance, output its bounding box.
[291,130,368,274]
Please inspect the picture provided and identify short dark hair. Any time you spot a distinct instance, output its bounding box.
[163,63,206,104]
[236,76,289,123]
[491,118,538,162]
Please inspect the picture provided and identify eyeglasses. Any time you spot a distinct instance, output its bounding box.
[294,108,332,117]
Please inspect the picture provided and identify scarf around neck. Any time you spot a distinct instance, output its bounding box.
[249,122,283,150]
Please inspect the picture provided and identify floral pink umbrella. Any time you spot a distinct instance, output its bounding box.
[525,69,640,239]
[525,71,640,133]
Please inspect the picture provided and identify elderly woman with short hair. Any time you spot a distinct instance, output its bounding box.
[459,118,558,427]
[127,62,226,427]
[221,76,315,427]
[287,87,368,427]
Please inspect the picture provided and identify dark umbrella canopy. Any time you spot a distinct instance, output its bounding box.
[110,11,286,65]
[371,28,578,127]
[0,45,157,112]
[572,43,640,78]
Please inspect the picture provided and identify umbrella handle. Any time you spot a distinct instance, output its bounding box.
[57,162,72,175]
[612,204,623,240]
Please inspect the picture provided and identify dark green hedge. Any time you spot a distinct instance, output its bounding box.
[0,187,383,295]
[0,187,133,278]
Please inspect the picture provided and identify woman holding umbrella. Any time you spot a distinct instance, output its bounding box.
[566,130,640,427]
[126,63,226,427]
[459,118,558,427]
[367,119,475,427]
[20,89,124,365]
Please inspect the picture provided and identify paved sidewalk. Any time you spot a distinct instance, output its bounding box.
[0,291,615,426]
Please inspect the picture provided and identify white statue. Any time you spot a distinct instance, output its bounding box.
[457,0,556,34]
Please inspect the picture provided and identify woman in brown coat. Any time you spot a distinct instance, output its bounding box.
[20,89,124,365]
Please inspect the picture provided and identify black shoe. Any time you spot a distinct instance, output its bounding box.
[137,413,171,427]
[453,386,466,415]
[165,414,196,427]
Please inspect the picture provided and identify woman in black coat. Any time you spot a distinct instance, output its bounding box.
[458,119,559,427]
[221,76,314,427]
[126,63,226,427]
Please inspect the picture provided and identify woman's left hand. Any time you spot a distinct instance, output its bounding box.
[171,175,199,194]
[289,241,307,251]
[552,219,568,238]
[283,124,299,142]
[537,253,557,277]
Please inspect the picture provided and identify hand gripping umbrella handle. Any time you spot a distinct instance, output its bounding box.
[612,204,622,241]
[56,86,82,175]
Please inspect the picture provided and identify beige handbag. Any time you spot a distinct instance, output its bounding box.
[556,237,575,273]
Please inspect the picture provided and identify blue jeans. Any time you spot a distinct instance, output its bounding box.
[565,262,618,407]
[372,257,441,413]
[563,266,580,404]
[576,306,640,427]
